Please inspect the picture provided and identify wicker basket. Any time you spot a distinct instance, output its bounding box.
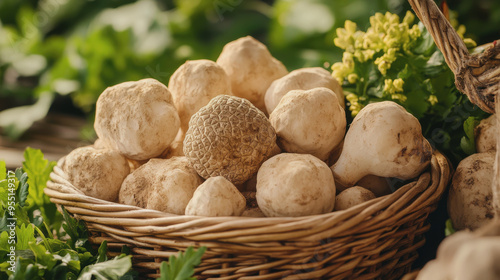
[402,1,500,279]
[45,150,450,279]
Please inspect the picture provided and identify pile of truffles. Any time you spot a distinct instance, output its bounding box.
[63,36,432,217]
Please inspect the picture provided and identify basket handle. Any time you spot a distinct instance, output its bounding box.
[407,0,468,74]
[409,0,500,219]
[494,100,500,219]
[408,0,499,114]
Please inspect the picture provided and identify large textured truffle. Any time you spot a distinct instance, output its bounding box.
[183,95,277,185]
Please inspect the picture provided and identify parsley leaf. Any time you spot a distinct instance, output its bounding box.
[159,246,207,280]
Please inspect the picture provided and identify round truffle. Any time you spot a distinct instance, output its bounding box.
[448,152,495,230]
[216,36,288,113]
[256,153,336,217]
[63,146,130,202]
[475,114,497,153]
[94,78,180,161]
[185,176,246,216]
[355,175,392,197]
[119,157,202,214]
[270,87,346,161]
[168,59,232,133]
[334,186,376,211]
[183,95,277,185]
[265,67,345,114]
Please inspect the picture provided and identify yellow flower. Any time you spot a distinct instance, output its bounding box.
[347,73,359,84]
[384,78,405,98]
[345,92,358,102]
[393,78,404,92]
[391,94,407,102]
[334,20,363,53]
[331,62,352,83]
[402,10,415,26]
[428,95,438,105]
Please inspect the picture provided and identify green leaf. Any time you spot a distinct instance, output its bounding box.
[11,259,41,280]
[460,136,475,155]
[22,147,56,207]
[0,231,10,252]
[17,172,29,207]
[16,223,36,250]
[22,147,61,232]
[460,116,480,155]
[413,22,436,55]
[445,219,456,236]
[77,255,132,280]
[54,250,82,273]
[0,161,5,181]
[0,178,8,209]
[158,247,206,280]
[96,241,108,263]
[423,51,446,76]
[61,206,89,251]
[29,241,57,271]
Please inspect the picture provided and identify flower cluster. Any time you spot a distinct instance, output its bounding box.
[331,10,476,117]
[332,11,420,82]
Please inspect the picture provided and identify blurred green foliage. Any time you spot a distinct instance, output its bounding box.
[0,0,498,141]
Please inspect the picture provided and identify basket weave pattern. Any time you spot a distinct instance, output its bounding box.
[45,151,450,279]
[408,0,500,114]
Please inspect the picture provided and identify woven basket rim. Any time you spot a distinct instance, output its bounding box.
[45,150,451,243]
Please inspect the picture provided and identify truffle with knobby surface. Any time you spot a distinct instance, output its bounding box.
[185,176,246,216]
[475,114,497,153]
[119,157,202,215]
[448,152,495,230]
[265,67,344,114]
[94,78,180,161]
[331,101,432,188]
[183,95,277,185]
[334,186,376,211]
[216,36,288,113]
[270,87,346,161]
[256,153,336,217]
[63,146,130,202]
[168,59,232,134]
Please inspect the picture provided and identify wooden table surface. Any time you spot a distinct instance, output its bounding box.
[0,113,93,169]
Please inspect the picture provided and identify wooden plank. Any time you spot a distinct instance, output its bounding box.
[0,113,92,169]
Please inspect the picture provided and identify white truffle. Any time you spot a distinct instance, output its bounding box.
[63,146,130,202]
[448,152,495,230]
[185,176,246,216]
[162,128,185,159]
[256,153,336,217]
[265,67,344,114]
[475,114,497,153]
[355,175,392,197]
[270,87,346,161]
[168,59,232,133]
[331,101,432,187]
[334,186,376,211]
[94,78,180,161]
[216,36,288,113]
[119,157,202,215]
